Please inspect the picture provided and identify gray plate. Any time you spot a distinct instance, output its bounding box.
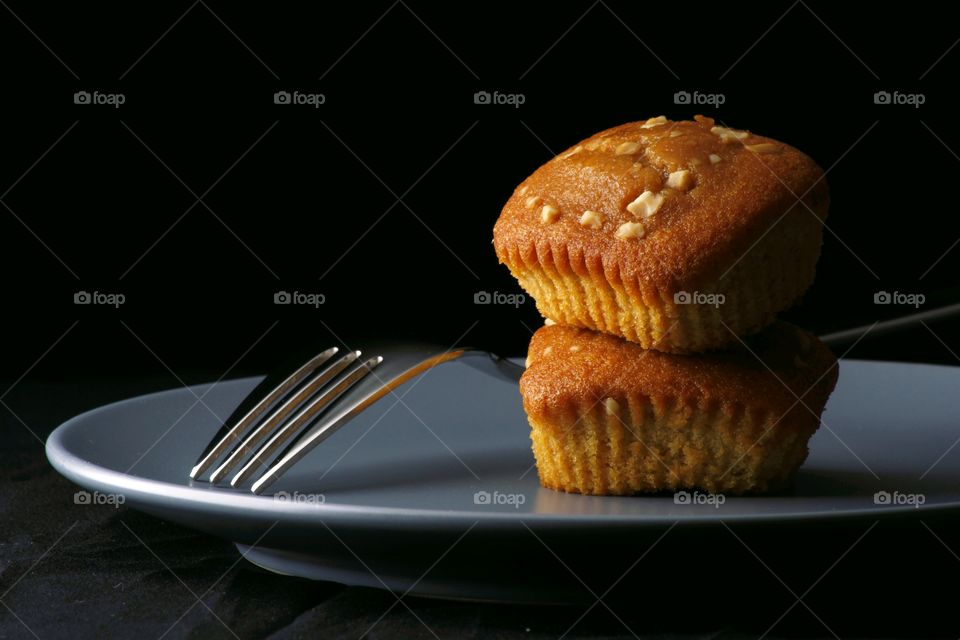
[46,359,960,601]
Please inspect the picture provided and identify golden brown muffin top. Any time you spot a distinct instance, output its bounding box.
[494,115,829,287]
[521,322,838,419]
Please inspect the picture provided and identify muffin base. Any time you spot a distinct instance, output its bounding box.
[528,395,819,495]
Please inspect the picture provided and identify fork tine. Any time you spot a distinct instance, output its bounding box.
[189,347,339,480]
[229,355,384,487]
[249,349,464,495]
[207,350,362,484]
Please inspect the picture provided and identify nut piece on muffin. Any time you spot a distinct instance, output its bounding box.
[520,322,838,495]
[493,115,830,354]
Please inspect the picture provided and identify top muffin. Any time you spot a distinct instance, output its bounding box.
[493,115,830,353]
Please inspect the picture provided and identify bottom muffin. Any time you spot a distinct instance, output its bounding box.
[520,322,838,495]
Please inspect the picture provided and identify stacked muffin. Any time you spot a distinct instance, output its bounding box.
[493,115,838,495]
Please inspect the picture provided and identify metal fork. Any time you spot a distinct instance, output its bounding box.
[190,343,524,495]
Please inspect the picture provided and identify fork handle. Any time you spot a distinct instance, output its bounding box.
[457,350,525,382]
[818,302,960,348]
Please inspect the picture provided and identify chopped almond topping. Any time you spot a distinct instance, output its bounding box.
[615,141,642,155]
[540,204,560,224]
[709,153,722,164]
[615,222,645,240]
[525,195,542,209]
[746,143,778,154]
[711,126,749,144]
[579,210,603,229]
[666,169,694,191]
[626,191,664,218]
[641,115,668,128]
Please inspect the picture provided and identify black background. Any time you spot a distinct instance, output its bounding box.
[2,2,960,638]
[1,0,959,381]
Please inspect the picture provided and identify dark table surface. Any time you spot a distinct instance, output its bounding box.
[2,365,959,640]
